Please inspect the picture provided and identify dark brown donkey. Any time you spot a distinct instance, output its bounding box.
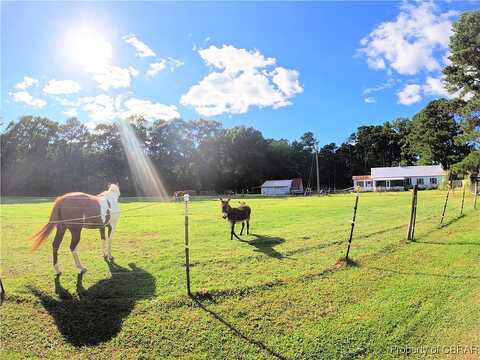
[220,198,251,240]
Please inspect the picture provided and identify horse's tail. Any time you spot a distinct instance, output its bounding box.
[30,197,62,252]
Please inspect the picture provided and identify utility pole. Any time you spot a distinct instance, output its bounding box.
[316,149,320,193]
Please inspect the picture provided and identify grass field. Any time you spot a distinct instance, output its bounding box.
[1,190,479,359]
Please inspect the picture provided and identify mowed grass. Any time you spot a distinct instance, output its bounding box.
[0,191,479,359]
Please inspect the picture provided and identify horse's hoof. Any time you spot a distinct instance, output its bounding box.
[79,268,88,274]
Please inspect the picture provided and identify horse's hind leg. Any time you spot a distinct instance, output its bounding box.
[52,225,66,275]
[69,227,87,273]
[106,223,115,262]
[100,227,107,258]
[240,222,245,235]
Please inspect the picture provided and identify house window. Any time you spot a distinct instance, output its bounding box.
[430,177,437,185]
[417,178,424,185]
[366,181,372,187]
[405,178,412,186]
[391,180,404,187]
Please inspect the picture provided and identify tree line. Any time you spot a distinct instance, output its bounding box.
[1,11,478,196]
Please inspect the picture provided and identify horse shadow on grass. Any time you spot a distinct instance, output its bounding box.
[29,261,155,347]
[240,234,286,259]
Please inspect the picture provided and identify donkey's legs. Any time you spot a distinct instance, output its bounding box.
[69,227,87,273]
[52,225,66,275]
[231,222,241,240]
[246,220,250,235]
[240,222,245,236]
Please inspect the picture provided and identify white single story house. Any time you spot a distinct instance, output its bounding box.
[353,165,446,192]
[261,178,304,196]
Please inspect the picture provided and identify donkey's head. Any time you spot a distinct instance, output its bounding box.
[219,198,231,219]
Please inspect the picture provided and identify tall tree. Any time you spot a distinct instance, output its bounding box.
[443,10,480,175]
[409,99,470,169]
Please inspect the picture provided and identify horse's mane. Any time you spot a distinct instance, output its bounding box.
[98,184,121,198]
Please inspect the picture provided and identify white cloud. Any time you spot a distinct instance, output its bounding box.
[146,61,166,77]
[81,94,179,124]
[362,78,397,103]
[181,45,303,116]
[91,66,136,91]
[397,84,422,105]
[423,76,451,98]
[199,45,276,75]
[122,98,180,121]
[43,79,81,95]
[11,91,47,108]
[363,78,397,96]
[123,33,156,57]
[128,66,140,77]
[272,67,303,97]
[359,1,457,75]
[81,94,119,123]
[166,57,184,72]
[15,76,38,90]
[63,108,78,118]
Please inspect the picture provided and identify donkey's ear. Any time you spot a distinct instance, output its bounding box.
[227,198,231,202]
[219,197,223,201]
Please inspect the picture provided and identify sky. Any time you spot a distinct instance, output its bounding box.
[1,1,478,146]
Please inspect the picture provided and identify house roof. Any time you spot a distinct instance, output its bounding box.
[352,175,371,180]
[371,165,445,179]
[262,180,292,188]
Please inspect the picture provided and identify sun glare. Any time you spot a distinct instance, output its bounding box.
[67,27,112,71]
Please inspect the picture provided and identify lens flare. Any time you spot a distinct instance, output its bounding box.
[116,119,169,200]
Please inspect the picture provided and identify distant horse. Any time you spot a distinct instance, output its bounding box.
[29,184,121,275]
[219,198,251,240]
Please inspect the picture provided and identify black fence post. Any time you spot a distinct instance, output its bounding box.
[460,182,466,216]
[345,187,360,262]
[440,184,450,226]
[407,185,418,241]
[184,194,191,295]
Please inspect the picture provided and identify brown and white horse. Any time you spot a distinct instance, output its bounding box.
[219,198,251,240]
[30,184,121,275]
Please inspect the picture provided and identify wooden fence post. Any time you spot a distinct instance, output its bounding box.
[406,185,418,241]
[440,184,450,226]
[460,181,466,216]
[184,194,191,295]
[474,181,478,210]
[345,186,360,262]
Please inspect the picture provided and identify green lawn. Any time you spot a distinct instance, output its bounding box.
[1,191,479,359]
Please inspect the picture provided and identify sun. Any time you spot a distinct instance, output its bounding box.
[67,26,112,72]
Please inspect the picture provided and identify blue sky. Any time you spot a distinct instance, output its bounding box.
[1,1,477,145]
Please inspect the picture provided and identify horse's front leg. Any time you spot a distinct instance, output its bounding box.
[100,227,107,258]
[106,221,117,261]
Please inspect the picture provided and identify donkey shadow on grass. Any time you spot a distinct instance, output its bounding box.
[240,234,286,259]
[29,261,155,347]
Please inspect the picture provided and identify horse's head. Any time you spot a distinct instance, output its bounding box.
[219,198,231,219]
[108,183,121,198]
